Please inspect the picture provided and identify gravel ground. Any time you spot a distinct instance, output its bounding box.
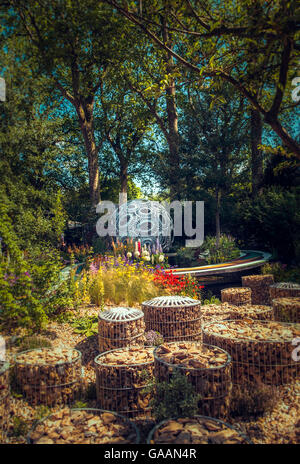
[1,304,299,444]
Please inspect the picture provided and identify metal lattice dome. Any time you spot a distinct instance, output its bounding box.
[98,307,144,322]
[142,295,201,307]
[110,200,174,251]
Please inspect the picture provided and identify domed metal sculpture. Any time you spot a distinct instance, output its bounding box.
[110,200,174,251]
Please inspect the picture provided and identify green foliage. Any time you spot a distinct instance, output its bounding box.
[203,295,221,305]
[16,336,52,353]
[34,406,52,422]
[261,262,300,284]
[230,383,278,420]
[73,401,88,409]
[148,370,201,422]
[11,417,29,438]
[71,315,98,337]
[198,235,240,264]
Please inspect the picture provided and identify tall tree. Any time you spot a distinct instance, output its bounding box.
[106,0,300,158]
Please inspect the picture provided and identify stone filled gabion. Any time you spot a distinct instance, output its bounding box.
[221,288,251,306]
[14,348,83,406]
[154,342,232,420]
[242,274,274,305]
[272,297,300,323]
[27,408,140,444]
[269,282,300,300]
[94,346,154,418]
[203,320,300,386]
[201,303,273,322]
[0,361,10,443]
[147,415,252,444]
[142,296,201,342]
[98,307,145,353]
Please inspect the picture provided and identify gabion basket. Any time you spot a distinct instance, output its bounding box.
[242,274,274,305]
[98,307,145,353]
[147,415,252,444]
[14,348,83,406]
[0,361,10,443]
[273,297,300,323]
[94,346,154,418]
[203,320,300,386]
[142,296,201,342]
[201,303,273,322]
[269,282,300,301]
[154,342,232,419]
[221,288,251,306]
[27,407,140,444]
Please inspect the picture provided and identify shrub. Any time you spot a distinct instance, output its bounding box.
[198,234,240,264]
[147,370,201,422]
[261,262,300,284]
[229,382,278,420]
[71,315,98,337]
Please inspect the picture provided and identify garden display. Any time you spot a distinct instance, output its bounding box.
[242,274,274,305]
[203,320,300,385]
[221,288,252,306]
[269,282,300,300]
[0,361,10,443]
[272,298,300,323]
[94,346,154,418]
[14,348,83,406]
[28,408,139,444]
[98,307,145,352]
[142,296,201,342]
[154,342,232,419]
[147,416,251,444]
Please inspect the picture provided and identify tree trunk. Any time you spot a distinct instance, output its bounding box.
[76,101,100,207]
[215,189,221,248]
[163,9,180,201]
[250,108,263,196]
[120,160,128,205]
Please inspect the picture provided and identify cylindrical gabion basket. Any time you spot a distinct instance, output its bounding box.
[154,342,232,419]
[14,348,83,406]
[273,297,300,323]
[221,287,252,306]
[94,346,154,418]
[227,304,273,321]
[147,415,252,444]
[0,361,10,443]
[27,408,140,444]
[98,307,145,353]
[202,303,273,322]
[142,296,201,342]
[269,282,300,300]
[203,320,300,386]
[242,275,274,305]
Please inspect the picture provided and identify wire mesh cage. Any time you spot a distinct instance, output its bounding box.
[242,275,274,305]
[221,288,252,306]
[269,282,300,300]
[14,348,83,407]
[201,303,273,323]
[94,346,154,419]
[98,307,145,353]
[142,296,201,342]
[202,320,300,386]
[147,415,252,444]
[154,342,232,420]
[273,297,300,323]
[27,407,140,444]
[0,361,10,443]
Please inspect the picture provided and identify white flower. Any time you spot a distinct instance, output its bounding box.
[134,251,140,258]
[158,254,164,262]
[142,250,150,257]
[143,255,151,261]
[127,252,132,258]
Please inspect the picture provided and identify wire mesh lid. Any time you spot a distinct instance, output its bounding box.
[98,307,144,322]
[270,282,300,289]
[142,295,201,307]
